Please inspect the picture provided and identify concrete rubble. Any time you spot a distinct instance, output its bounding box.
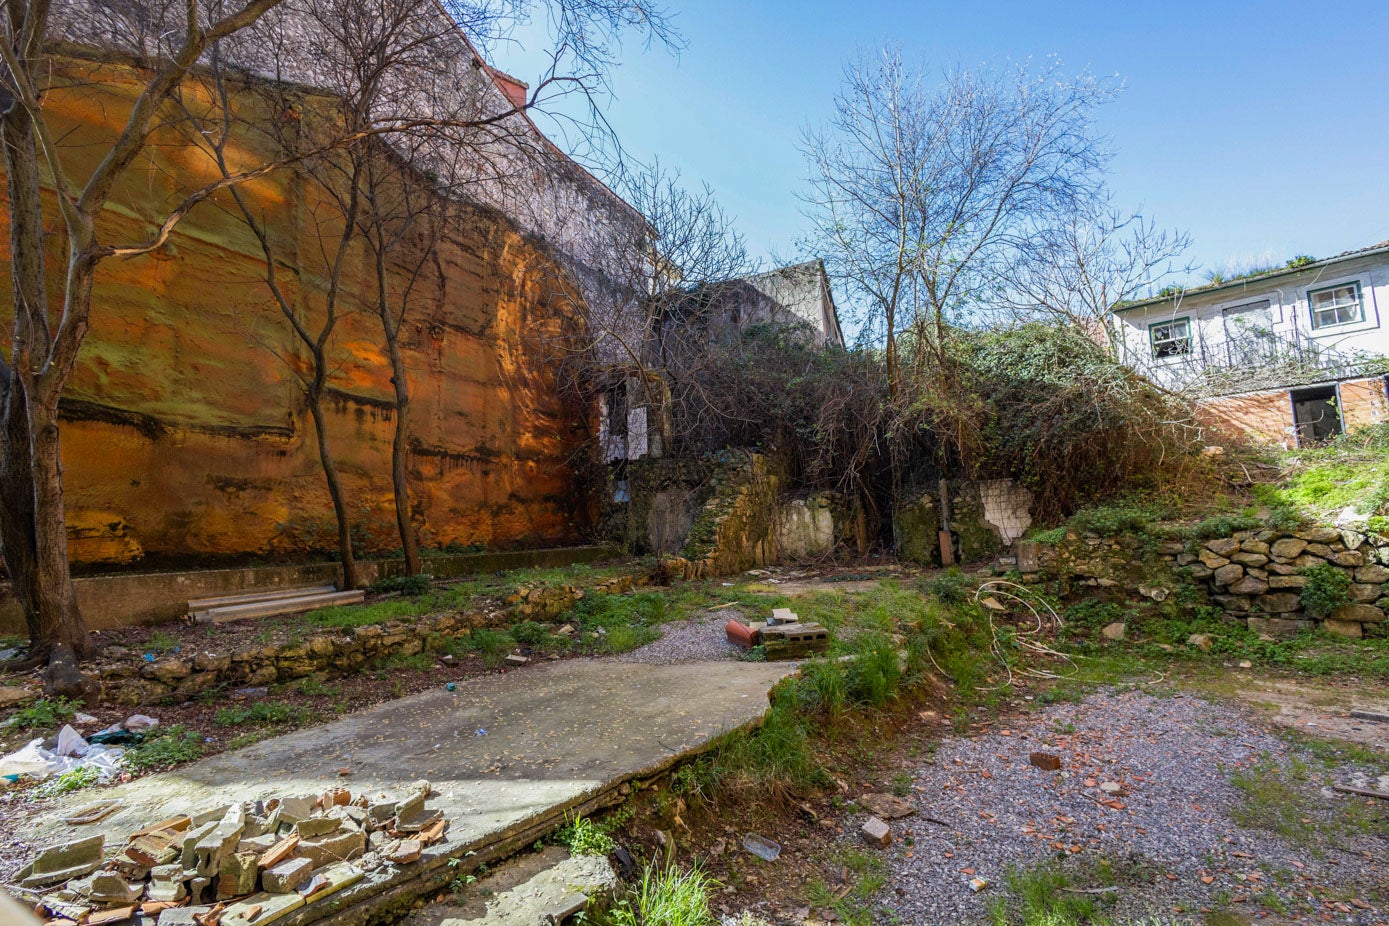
[11,782,450,926]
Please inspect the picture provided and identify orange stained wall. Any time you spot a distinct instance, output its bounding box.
[1196,376,1389,448]
[0,57,596,565]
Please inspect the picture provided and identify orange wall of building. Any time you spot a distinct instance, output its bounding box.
[1197,376,1389,447]
[1339,377,1389,432]
[0,57,594,566]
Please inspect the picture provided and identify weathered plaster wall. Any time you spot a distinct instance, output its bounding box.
[0,57,595,566]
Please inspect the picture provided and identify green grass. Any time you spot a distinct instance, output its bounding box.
[986,859,1115,926]
[294,677,342,698]
[123,725,206,771]
[608,863,718,926]
[213,701,311,727]
[555,814,614,857]
[1230,754,1319,843]
[5,697,81,731]
[806,847,886,926]
[36,765,101,796]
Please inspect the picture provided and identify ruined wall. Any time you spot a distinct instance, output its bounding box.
[0,57,595,566]
[1039,526,1387,639]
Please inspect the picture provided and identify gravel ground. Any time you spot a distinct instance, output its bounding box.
[613,608,745,665]
[877,689,1387,925]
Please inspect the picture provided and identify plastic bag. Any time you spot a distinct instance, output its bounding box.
[55,725,89,758]
[0,739,51,778]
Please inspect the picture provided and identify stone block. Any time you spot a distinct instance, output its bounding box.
[293,816,341,839]
[1228,575,1269,596]
[1332,603,1385,625]
[1323,619,1364,639]
[1206,537,1241,557]
[1187,633,1214,652]
[1349,583,1382,602]
[1272,535,1305,558]
[17,835,105,888]
[297,829,366,868]
[1211,595,1252,611]
[1268,575,1307,589]
[1212,563,1243,586]
[1293,554,1326,569]
[1296,527,1340,543]
[218,851,260,897]
[1331,550,1365,567]
[1355,564,1389,584]
[276,796,317,824]
[1231,553,1268,567]
[1240,540,1270,555]
[262,857,313,893]
[89,872,142,904]
[1247,617,1302,638]
[1255,593,1301,614]
[157,905,214,926]
[1100,622,1126,641]
[1199,550,1231,569]
[221,891,305,926]
[1305,543,1333,558]
[860,816,891,847]
[1188,564,1213,579]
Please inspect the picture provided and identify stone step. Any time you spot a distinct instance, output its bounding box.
[191,590,365,623]
[188,584,338,611]
[412,845,619,926]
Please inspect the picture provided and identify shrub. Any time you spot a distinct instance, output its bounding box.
[920,568,970,604]
[510,621,550,645]
[1300,563,1351,619]
[214,701,310,727]
[555,815,614,857]
[6,697,80,731]
[370,574,434,596]
[124,726,205,771]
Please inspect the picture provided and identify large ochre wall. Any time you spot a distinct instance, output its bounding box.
[0,55,595,566]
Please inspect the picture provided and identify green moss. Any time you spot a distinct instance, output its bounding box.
[894,495,941,565]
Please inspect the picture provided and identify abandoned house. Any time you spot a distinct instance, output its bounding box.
[0,1,654,566]
[1114,239,1389,446]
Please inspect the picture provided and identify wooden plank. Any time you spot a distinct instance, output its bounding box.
[1332,784,1389,800]
[256,834,299,870]
[189,585,336,611]
[194,591,365,624]
[1349,709,1389,724]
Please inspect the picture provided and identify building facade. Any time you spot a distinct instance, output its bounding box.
[1113,242,1389,446]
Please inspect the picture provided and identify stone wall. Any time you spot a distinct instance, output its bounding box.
[897,479,1032,566]
[0,546,619,636]
[1039,525,1387,639]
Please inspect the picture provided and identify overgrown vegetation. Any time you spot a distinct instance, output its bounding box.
[1299,563,1352,618]
[4,697,79,731]
[555,814,615,857]
[608,864,718,926]
[123,726,206,771]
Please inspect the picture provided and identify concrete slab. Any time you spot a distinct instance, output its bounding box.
[19,658,795,925]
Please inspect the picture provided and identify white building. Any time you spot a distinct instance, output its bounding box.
[1113,241,1389,445]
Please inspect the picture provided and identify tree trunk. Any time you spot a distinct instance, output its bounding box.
[305,393,357,590]
[27,400,92,657]
[0,373,44,648]
[385,333,420,575]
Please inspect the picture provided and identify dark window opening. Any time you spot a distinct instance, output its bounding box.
[1291,385,1342,445]
[605,383,628,438]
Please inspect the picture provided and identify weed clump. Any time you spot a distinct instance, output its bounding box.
[124,725,205,771]
[370,574,434,596]
[609,863,717,926]
[1300,562,1351,618]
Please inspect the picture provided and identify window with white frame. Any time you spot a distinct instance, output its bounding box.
[1149,318,1192,358]
[1308,282,1363,330]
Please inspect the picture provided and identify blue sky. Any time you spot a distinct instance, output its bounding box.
[495,0,1389,289]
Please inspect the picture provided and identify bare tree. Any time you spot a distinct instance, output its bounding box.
[0,0,289,683]
[994,194,1193,358]
[801,50,1117,398]
[1,0,677,669]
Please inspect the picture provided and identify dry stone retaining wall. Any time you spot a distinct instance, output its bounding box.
[1039,526,1387,638]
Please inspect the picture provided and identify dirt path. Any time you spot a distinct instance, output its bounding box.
[869,687,1387,924]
